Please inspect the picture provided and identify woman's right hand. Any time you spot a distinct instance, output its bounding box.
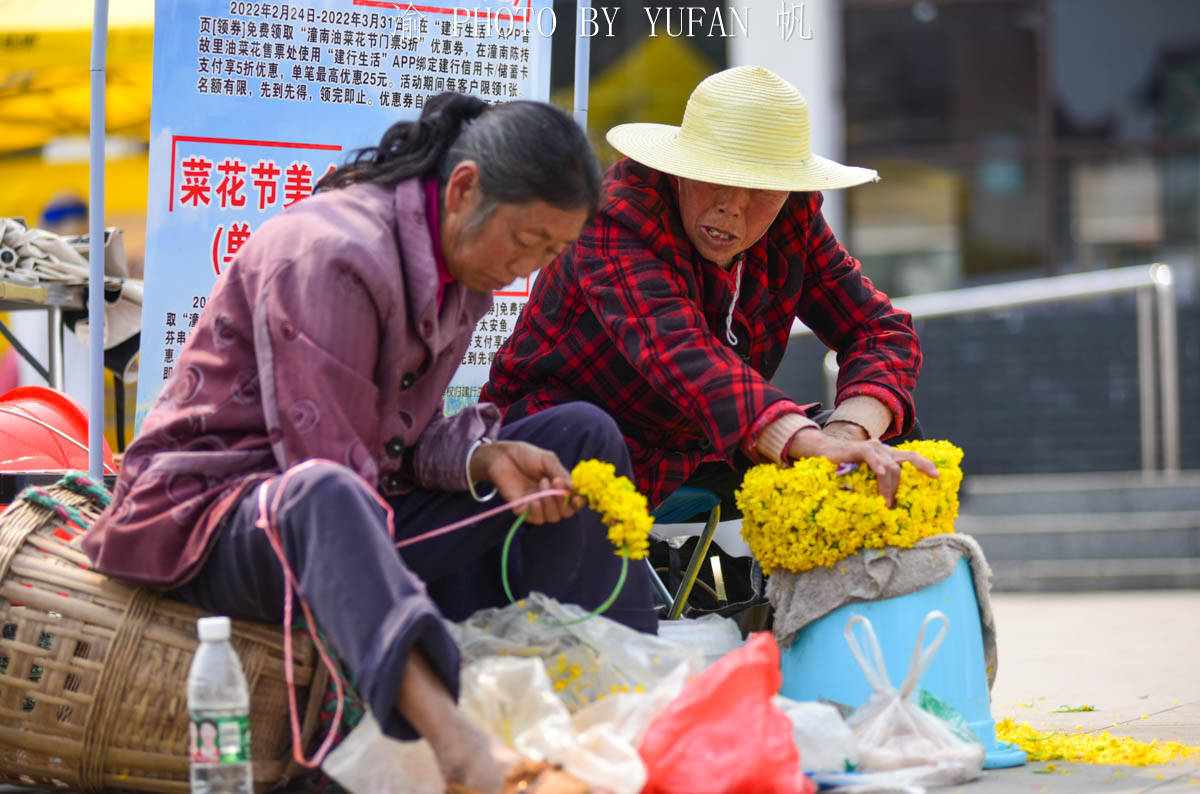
[786,427,939,507]
[468,440,586,524]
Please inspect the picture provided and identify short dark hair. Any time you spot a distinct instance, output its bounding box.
[318,93,602,219]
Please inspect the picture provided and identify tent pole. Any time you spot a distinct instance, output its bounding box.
[88,0,109,480]
[573,0,592,130]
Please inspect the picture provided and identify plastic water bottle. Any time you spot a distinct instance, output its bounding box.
[187,616,254,794]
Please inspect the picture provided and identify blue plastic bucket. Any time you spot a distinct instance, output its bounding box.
[778,557,1025,769]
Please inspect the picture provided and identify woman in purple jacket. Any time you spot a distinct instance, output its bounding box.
[83,93,651,793]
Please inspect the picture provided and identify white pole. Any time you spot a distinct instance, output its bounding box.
[1154,265,1180,474]
[573,0,592,130]
[729,0,847,236]
[88,0,110,480]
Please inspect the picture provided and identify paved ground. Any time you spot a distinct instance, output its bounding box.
[965,590,1200,793]
[2,590,1197,792]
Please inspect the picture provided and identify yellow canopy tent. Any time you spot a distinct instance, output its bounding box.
[0,0,153,248]
[0,0,153,451]
[562,35,719,166]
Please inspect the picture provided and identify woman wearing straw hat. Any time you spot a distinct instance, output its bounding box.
[83,93,649,794]
[483,66,938,525]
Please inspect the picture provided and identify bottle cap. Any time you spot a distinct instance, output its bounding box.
[196,616,232,642]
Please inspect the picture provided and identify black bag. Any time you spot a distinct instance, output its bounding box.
[649,537,773,636]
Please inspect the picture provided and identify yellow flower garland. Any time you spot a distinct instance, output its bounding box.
[735,440,965,574]
[571,459,654,560]
[996,718,1200,766]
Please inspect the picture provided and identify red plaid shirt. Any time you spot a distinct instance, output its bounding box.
[481,159,920,507]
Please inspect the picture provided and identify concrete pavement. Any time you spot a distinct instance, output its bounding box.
[964,590,1200,793]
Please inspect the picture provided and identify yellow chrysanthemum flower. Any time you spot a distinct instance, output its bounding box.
[997,718,1200,766]
[735,440,965,574]
[571,459,653,560]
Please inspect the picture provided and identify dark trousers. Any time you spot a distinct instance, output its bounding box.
[172,402,655,740]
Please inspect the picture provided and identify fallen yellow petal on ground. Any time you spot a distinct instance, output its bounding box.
[997,718,1200,766]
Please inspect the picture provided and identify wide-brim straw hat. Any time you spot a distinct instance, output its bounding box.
[607,65,878,192]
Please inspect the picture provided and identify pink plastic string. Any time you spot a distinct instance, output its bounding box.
[255,464,572,768]
[255,458,395,769]
[393,487,571,549]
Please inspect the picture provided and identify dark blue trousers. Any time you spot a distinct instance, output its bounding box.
[172,402,655,740]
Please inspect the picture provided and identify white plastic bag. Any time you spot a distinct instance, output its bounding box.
[460,654,693,794]
[657,614,744,668]
[321,711,443,794]
[842,611,984,785]
[773,697,860,773]
[319,656,693,794]
[809,764,955,793]
[324,595,704,794]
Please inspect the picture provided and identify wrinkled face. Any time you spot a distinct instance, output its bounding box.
[441,161,588,293]
[447,200,587,293]
[675,177,789,267]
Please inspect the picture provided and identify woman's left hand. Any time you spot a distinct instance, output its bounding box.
[468,441,586,524]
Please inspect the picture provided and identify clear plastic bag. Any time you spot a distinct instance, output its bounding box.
[842,611,984,785]
[448,592,705,794]
[449,591,703,712]
[657,613,744,668]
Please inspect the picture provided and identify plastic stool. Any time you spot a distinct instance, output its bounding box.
[778,558,1026,769]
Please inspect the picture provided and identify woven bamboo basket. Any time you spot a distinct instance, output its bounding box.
[0,476,330,792]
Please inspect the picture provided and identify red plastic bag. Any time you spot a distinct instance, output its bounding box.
[638,632,816,794]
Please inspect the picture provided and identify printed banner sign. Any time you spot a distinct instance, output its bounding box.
[138,0,553,425]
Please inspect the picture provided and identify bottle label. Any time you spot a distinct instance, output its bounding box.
[189,715,251,765]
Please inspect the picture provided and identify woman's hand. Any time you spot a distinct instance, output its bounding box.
[468,440,586,524]
[820,420,869,442]
[787,427,939,507]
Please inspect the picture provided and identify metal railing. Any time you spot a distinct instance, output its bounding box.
[791,263,1181,473]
